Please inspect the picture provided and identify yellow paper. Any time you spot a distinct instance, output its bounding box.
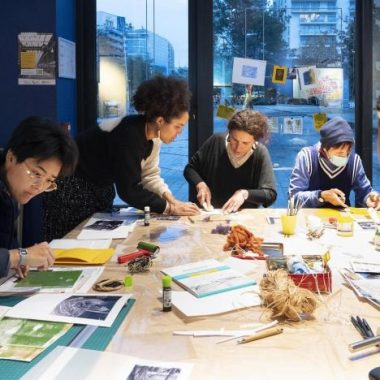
[20,51,36,69]
[53,248,114,265]
[313,113,327,131]
[216,104,235,119]
[315,209,342,218]
[347,207,370,216]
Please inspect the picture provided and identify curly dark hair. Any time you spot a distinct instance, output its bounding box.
[132,75,191,123]
[227,109,269,141]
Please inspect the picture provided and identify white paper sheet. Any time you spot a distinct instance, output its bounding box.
[6,293,130,327]
[171,285,260,317]
[49,239,112,249]
[21,346,193,380]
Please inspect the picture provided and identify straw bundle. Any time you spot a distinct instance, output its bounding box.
[260,269,319,321]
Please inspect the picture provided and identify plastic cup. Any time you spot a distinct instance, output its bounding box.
[281,214,297,235]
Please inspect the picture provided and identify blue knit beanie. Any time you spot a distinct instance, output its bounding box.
[320,117,355,148]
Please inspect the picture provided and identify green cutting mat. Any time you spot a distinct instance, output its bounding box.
[0,296,135,380]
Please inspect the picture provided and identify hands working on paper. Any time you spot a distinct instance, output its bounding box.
[320,188,348,208]
[222,190,247,214]
[196,182,212,210]
[366,192,380,210]
[10,242,55,279]
[169,200,200,216]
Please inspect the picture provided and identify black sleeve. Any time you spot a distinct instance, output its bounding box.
[184,135,219,186]
[246,145,277,208]
[0,248,10,278]
[110,122,167,213]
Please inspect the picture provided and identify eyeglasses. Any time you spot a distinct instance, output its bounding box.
[23,162,58,192]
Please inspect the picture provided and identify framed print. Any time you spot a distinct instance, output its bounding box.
[232,57,267,86]
[272,65,287,84]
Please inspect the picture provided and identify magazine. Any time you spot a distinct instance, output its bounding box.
[161,259,256,298]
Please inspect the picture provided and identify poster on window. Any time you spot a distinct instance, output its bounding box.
[283,117,303,135]
[297,66,318,90]
[232,57,266,86]
[18,32,56,85]
[268,117,279,133]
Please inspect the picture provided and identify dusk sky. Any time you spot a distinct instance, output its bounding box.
[97,0,188,67]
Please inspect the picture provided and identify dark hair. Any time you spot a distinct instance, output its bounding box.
[5,116,78,176]
[132,75,191,123]
[227,109,269,141]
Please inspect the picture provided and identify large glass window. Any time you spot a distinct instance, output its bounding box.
[96,0,189,204]
[213,0,356,207]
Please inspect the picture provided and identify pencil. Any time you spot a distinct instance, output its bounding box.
[237,327,283,344]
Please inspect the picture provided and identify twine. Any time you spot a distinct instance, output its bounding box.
[260,269,319,321]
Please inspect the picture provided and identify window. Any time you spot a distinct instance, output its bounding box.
[213,1,355,207]
[96,0,189,204]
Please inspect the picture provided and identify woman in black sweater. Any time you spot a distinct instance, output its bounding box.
[44,75,199,241]
[184,109,277,213]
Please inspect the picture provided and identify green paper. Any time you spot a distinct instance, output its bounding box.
[15,270,82,289]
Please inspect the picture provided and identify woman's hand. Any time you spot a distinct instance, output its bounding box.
[222,190,247,214]
[196,182,212,210]
[169,201,200,216]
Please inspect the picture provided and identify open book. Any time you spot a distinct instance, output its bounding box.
[162,259,256,298]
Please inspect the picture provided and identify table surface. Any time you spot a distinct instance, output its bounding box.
[66,209,380,380]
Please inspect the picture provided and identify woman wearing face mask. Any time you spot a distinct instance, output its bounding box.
[43,75,199,241]
[289,117,380,209]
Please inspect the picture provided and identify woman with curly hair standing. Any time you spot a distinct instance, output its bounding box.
[44,75,199,241]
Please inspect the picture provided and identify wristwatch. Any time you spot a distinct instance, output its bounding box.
[18,248,28,267]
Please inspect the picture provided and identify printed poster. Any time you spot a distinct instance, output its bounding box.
[18,32,56,85]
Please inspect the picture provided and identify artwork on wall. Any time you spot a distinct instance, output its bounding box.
[18,32,56,85]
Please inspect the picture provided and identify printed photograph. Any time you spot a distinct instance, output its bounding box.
[272,65,287,84]
[85,220,123,230]
[127,364,181,380]
[52,295,121,320]
[241,64,257,79]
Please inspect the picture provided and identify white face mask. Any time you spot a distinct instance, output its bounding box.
[329,155,348,167]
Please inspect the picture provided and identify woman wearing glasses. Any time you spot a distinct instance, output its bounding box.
[0,117,78,278]
[43,75,199,241]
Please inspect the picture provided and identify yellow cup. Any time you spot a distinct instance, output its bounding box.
[281,214,297,235]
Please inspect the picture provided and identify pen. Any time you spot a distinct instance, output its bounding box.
[356,316,372,338]
[237,327,283,344]
[362,318,375,337]
[351,316,367,338]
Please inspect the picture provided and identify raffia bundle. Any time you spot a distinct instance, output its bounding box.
[259,269,319,321]
[223,224,264,255]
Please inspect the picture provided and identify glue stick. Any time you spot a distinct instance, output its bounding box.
[162,275,172,312]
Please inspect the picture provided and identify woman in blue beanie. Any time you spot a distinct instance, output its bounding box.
[289,117,380,209]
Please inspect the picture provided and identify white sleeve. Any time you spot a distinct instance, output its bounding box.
[140,138,171,196]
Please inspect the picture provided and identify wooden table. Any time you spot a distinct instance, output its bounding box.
[67,209,380,380]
